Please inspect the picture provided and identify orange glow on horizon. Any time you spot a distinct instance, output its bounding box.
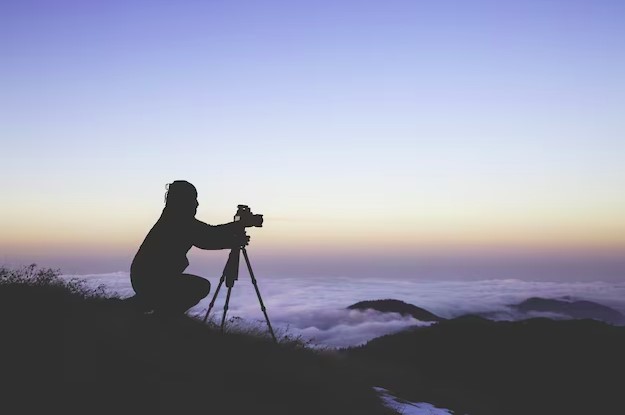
[2,195,625,262]
[3,217,625,258]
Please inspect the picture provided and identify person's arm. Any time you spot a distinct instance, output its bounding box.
[191,219,248,250]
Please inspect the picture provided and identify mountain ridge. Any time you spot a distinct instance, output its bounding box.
[512,296,625,325]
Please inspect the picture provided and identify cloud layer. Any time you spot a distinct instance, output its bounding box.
[63,273,625,347]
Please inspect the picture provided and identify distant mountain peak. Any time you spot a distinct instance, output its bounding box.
[347,299,444,322]
[512,297,625,325]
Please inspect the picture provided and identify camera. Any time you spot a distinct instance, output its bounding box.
[234,205,263,227]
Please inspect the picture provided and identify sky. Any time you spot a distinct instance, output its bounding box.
[2,0,625,280]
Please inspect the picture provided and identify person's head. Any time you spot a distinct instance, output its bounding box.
[164,180,199,216]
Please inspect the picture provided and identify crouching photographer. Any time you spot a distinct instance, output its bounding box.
[128,180,255,316]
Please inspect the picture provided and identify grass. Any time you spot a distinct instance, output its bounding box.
[0,265,397,415]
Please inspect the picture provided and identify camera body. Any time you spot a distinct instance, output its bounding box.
[234,205,263,227]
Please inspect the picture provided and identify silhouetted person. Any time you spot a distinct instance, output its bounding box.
[129,180,247,316]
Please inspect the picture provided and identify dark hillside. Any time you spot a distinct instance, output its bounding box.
[346,316,625,415]
[0,265,395,415]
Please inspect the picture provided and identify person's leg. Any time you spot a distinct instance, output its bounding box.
[127,273,157,312]
[163,274,211,315]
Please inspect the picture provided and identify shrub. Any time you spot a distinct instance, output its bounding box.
[0,263,107,299]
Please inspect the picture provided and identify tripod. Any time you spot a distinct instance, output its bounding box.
[202,245,277,342]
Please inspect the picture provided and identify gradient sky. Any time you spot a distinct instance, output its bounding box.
[2,0,625,279]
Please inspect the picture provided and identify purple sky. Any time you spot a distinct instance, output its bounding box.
[2,1,624,280]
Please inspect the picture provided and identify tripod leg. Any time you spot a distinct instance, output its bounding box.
[203,274,225,323]
[220,286,233,333]
[241,248,277,342]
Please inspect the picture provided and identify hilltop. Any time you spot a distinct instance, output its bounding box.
[0,265,395,415]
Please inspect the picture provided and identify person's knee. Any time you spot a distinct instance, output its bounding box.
[180,274,211,303]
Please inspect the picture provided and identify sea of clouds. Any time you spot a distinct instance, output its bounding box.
[61,272,625,348]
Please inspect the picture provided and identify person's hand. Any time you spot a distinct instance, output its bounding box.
[235,232,250,247]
